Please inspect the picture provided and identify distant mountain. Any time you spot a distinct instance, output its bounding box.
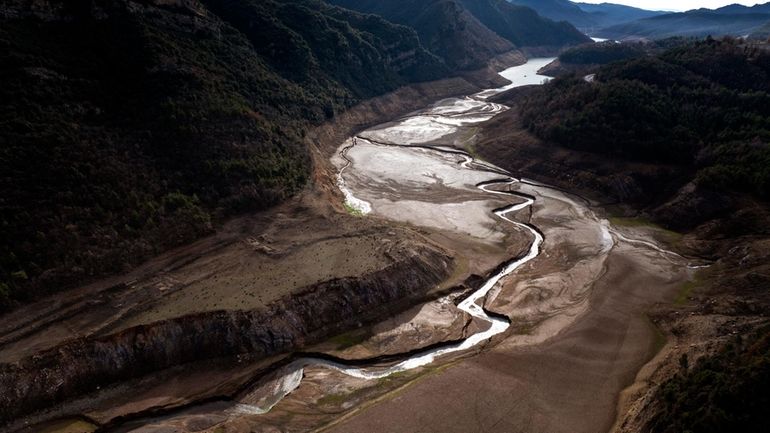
[713,3,770,14]
[330,0,590,69]
[509,1,770,39]
[507,0,662,30]
[598,9,770,39]
[508,0,594,27]
[750,20,770,38]
[456,0,591,47]
[575,2,664,28]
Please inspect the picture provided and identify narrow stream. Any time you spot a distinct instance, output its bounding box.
[105,58,701,432]
[233,59,555,415]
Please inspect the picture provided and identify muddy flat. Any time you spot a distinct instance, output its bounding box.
[327,239,687,433]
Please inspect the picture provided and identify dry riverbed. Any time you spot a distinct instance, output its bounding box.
[2,58,694,433]
[107,60,694,433]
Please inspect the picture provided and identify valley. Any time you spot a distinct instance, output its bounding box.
[3,2,770,433]
[6,59,695,433]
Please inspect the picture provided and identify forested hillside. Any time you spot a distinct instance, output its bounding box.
[508,0,593,27]
[557,40,648,65]
[648,326,770,433]
[328,0,515,70]
[329,0,589,69]
[0,0,448,310]
[547,38,690,70]
[456,0,591,48]
[520,39,770,201]
[0,0,593,311]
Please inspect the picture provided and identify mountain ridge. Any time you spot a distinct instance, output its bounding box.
[330,0,591,67]
[328,0,515,71]
[508,0,662,29]
[598,8,770,39]
[457,0,591,48]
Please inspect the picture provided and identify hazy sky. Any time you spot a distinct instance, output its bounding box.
[577,0,765,12]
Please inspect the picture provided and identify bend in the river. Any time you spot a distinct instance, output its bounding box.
[234,59,561,414]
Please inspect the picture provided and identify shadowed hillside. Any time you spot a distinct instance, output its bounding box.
[0,0,449,310]
[509,0,593,27]
[330,0,590,68]
[328,0,515,70]
[456,0,591,47]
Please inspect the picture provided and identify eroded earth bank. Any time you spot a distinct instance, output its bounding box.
[2,59,697,433]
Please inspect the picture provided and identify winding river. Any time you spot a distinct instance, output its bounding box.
[108,58,700,433]
[232,59,556,415]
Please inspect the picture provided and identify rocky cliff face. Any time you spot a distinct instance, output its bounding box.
[0,242,453,424]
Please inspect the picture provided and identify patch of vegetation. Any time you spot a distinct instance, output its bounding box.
[328,330,369,350]
[375,370,411,389]
[511,320,535,335]
[37,419,97,433]
[317,391,350,407]
[609,216,662,229]
[343,203,365,217]
[317,370,411,407]
[647,316,667,354]
[609,216,683,245]
[675,281,695,306]
[648,325,770,433]
[675,271,706,306]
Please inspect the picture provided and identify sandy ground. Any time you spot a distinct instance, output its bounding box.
[279,60,691,433]
[110,165,691,433]
[338,139,518,244]
[0,198,448,362]
[325,218,689,433]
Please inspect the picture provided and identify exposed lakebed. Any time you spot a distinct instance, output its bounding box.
[96,59,694,433]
